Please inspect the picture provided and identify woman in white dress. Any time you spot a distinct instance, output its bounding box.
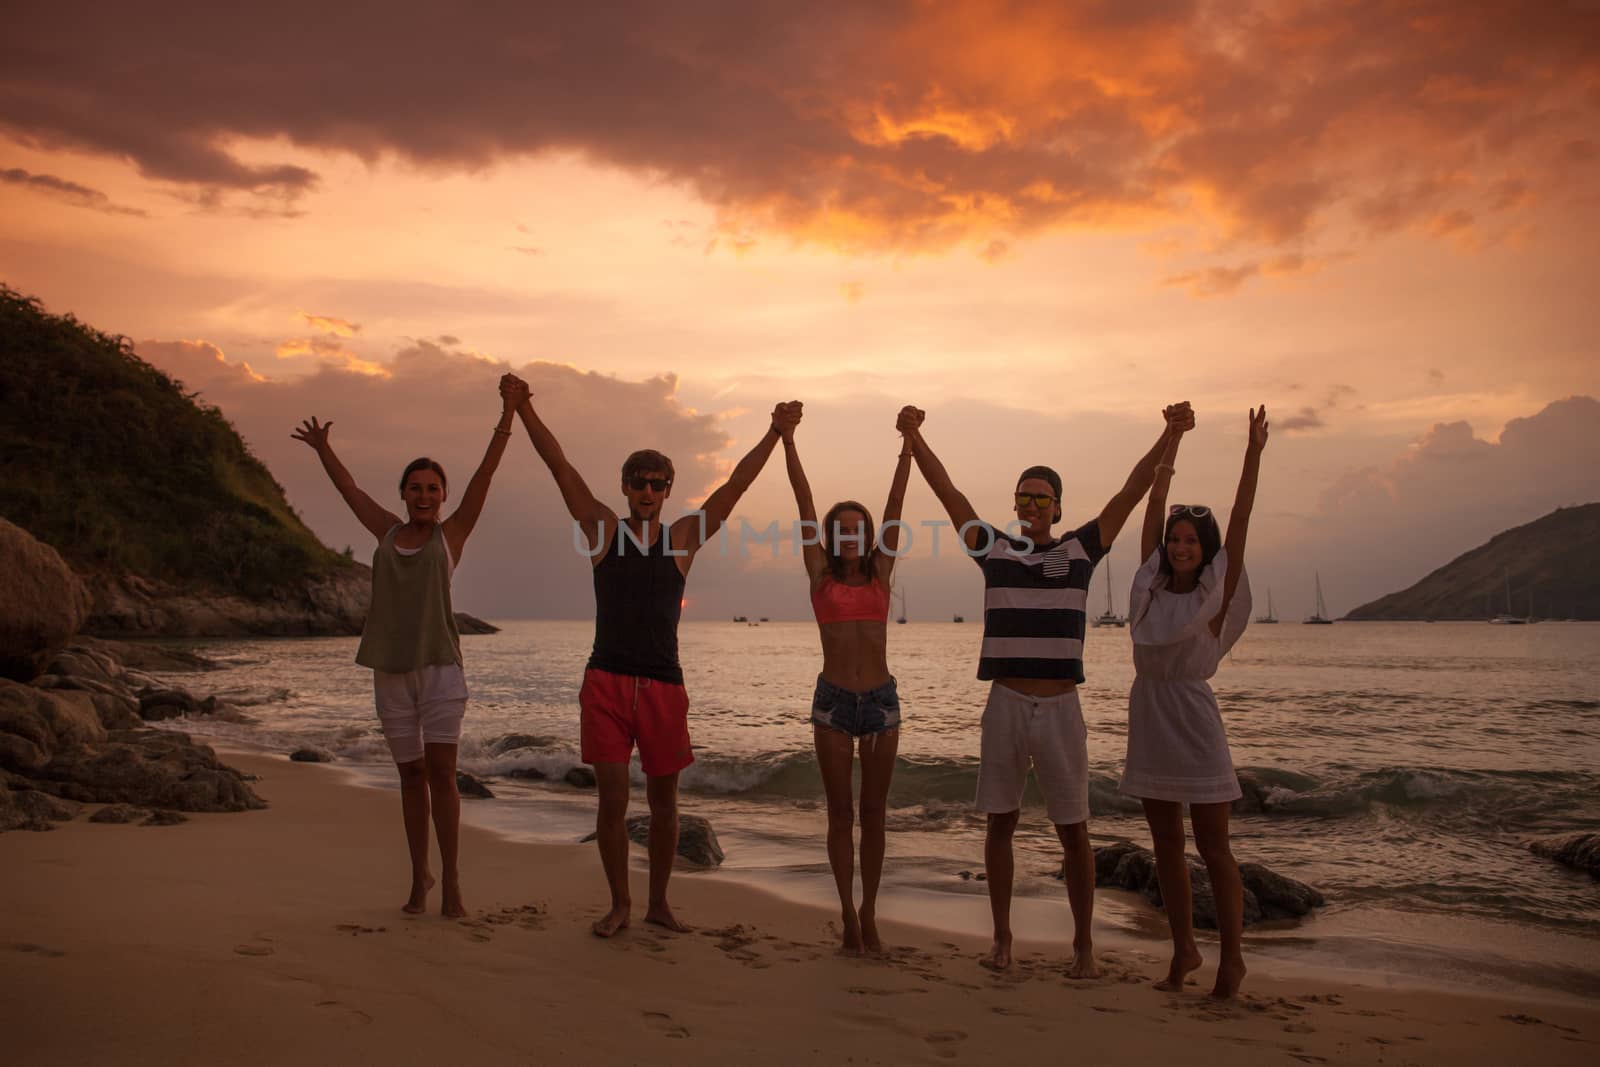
[1121,406,1268,999]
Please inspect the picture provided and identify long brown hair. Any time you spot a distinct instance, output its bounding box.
[821,500,875,583]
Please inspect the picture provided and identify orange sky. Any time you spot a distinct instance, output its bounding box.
[3,1,1597,619]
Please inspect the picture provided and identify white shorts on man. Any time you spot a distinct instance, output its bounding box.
[975,684,1090,825]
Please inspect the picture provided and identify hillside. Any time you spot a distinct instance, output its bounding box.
[1346,504,1600,620]
[0,285,368,633]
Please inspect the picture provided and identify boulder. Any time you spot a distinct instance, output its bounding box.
[0,518,94,681]
[143,809,189,826]
[455,771,494,798]
[73,636,221,673]
[31,675,143,730]
[505,766,547,781]
[564,766,597,788]
[290,747,334,763]
[138,688,200,721]
[1092,840,1323,928]
[581,813,725,867]
[0,679,108,773]
[29,728,264,812]
[0,782,80,832]
[489,733,557,755]
[1529,833,1600,879]
[41,646,122,686]
[454,613,501,634]
[89,804,148,824]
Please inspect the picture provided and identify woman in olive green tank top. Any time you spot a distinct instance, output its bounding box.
[292,376,524,918]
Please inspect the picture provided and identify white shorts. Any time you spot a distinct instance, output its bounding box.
[372,663,468,763]
[975,683,1090,826]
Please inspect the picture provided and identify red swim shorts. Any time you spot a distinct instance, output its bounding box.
[579,668,694,777]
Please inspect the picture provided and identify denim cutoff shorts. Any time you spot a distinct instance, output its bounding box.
[811,675,901,737]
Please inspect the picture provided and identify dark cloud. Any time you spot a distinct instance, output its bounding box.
[2,1,1592,251]
[1278,406,1325,432]
[1,166,146,216]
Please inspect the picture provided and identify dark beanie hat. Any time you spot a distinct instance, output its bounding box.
[1015,465,1062,499]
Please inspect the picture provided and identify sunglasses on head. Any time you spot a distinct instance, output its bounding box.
[1169,504,1210,518]
[628,476,671,493]
[1014,492,1057,509]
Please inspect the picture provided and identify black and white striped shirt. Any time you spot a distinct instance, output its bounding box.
[972,519,1107,683]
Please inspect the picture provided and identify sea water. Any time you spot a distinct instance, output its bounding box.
[153,619,1600,997]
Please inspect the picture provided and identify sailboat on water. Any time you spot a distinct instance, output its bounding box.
[894,585,908,625]
[1489,571,1527,625]
[1255,588,1279,624]
[1303,572,1334,624]
[1091,558,1126,628]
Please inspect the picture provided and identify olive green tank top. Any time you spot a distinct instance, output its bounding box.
[355,524,462,674]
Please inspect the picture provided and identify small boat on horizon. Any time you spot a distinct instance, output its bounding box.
[952,614,964,623]
[1091,558,1126,628]
[1304,572,1334,624]
[1489,570,1528,624]
[1256,588,1279,624]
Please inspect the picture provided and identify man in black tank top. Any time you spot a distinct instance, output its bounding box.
[506,373,793,937]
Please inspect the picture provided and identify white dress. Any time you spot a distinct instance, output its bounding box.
[1119,548,1251,804]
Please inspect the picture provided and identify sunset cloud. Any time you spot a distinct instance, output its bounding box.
[2,0,1592,271]
[1,167,146,216]
[299,312,360,336]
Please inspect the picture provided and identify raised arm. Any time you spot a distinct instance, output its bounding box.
[1213,406,1268,636]
[897,406,984,552]
[440,377,521,563]
[682,404,787,551]
[507,374,615,551]
[873,425,915,581]
[776,402,825,581]
[1097,402,1192,548]
[291,417,400,541]
[1140,405,1190,561]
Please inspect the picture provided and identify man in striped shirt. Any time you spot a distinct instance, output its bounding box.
[898,402,1193,975]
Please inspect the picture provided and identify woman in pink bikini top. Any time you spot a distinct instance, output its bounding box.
[775,400,911,956]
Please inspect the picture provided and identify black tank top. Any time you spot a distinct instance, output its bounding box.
[587,520,686,684]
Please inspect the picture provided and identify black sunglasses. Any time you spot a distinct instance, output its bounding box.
[628,476,671,493]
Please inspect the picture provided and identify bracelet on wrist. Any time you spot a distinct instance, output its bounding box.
[1155,463,1176,475]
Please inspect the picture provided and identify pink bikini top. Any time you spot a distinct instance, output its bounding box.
[811,577,891,625]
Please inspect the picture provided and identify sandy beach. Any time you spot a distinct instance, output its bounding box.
[2,750,1595,1065]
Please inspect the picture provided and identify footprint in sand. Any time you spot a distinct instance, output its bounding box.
[315,1000,373,1025]
[923,1030,967,1060]
[642,1010,690,1038]
[11,942,66,958]
[233,939,275,957]
[334,923,387,936]
[1502,1014,1581,1036]
[482,904,548,930]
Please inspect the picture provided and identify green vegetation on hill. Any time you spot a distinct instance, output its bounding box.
[1346,503,1600,620]
[0,285,352,597]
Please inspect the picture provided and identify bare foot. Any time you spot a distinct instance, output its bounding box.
[441,875,466,919]
[980,933,1014,972]
[644,903,692,933]
[1210,958,1247,1000]
[591,904,631,938]
[1154,945,1203,991]
[1067,944,1100,979]
[838,911,864,955]
[858,908,883,956]
[403,874,435,915]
